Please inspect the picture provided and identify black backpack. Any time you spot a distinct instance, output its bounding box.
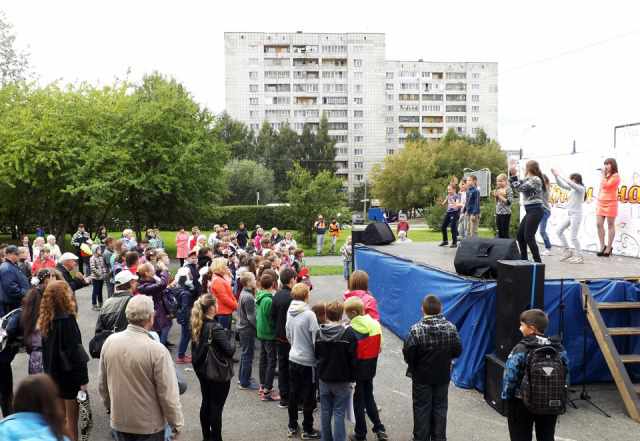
[520,343,568,415]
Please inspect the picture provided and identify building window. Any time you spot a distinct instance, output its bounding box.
[446,72,467,80]
[249,71,258,80]
[353,123,364,130]
[385,116,394,123]
[489,85,498,93]
[445,115,466,123]
[472,127,481,134]
[421,72,431,78]
[249,97,259,105]
[354,110,364,118]
[328,122,348,130]
[399,116,420,123]
[387,149,395,155]
[250,123,259,130]
[272,96,290,105]
[331,134,348,143]
[386,93,394,101]
[322,96,348,105]
[386,72,394,79]
[386,83,394,90]
[354,84,363,94]
[353,97,364,105]
[445,105,466,112]
[354,72,363,80]
[422,104,441,112]
[353,59,363,68]
[354,162,364,169]
[249,110,259,118]
[472,95,480,102]
[355,174,364,182]
[386,105,394,112]
[472,83,480,90]
[472,116,479,122]
[249,84,258,92]
[472,73,480,79]
[386,127,394,135]
[325,109,348,118]
[472,105,480,112]
[266,109,291,119]
[354,135,364,143]
[354,148,364,156]
[337,147,348,155]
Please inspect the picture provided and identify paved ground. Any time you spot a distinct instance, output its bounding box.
[11,276,639,441]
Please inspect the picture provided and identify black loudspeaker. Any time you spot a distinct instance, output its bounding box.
[453,238,519,278]
[361,222,395,245]
[484,354,507,416]
[495,260,545,359]
[352,230,365,245]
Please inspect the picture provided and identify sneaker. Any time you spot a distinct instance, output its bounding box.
[375,431,389,441]
[438,241,448,247]
[288,426,300,438]
[261,390,281,401]
[348,435,366,441]
[91,305,99,311]
[238,382,260,390]
[542,249,552,256]
[559,249,573,262]
[175,355,192,364]
[278,400,289,408]
[301,429,321,439]
[449,243,457,248]
[569,255,584,264]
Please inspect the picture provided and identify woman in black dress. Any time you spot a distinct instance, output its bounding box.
[38,280,89,441]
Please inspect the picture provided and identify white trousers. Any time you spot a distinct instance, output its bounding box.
[556,212,582,254]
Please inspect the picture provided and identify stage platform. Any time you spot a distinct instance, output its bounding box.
[368,241,640,280]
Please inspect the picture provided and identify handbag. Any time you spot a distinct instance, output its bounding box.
[204,326,233,382]
[89,297,131,358]
[77,391,93,441]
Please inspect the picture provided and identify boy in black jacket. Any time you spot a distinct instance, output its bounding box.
[403,295,462,441]
[315,301,357,441]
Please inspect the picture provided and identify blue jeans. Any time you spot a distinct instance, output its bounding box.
[91,279,104,306]
[238,328,256,387]
[538,209,552,250]
[316,234,325,255]
[178,321,191,358]
[159,325,171,346]
[320,381,352,441]
[343,261,351,281]
[216,314,232,330]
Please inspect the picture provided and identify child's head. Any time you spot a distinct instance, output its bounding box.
[291,283,310,303]
[519,309,548,336]
[344,297,365,320]
[468,175,478,187]
[569,173,583,186]
[348,270,369,292]
[325,300,344,322]
[260,272,275,291]
[447,184,456,194]
[422,294,442,316]
[312,302,327,324]
[496,173,507,187]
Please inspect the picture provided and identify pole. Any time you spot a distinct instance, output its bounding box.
[256,191,260,206]
[572,140,576,154]
[363,183,367,221]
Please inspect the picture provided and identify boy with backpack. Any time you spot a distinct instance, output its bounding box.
[344,297,389,441]
[502,309,569,441]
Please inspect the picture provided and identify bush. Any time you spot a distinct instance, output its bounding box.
[424,203,446,231]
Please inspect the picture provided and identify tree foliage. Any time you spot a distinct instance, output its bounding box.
[286,163,346,245]
[0,11,30,85]
[370,128,507,210]
[223,159,275,205]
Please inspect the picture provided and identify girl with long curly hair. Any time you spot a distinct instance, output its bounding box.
[39,280,88,441]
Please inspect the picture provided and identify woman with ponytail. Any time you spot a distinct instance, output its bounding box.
[191,294,236,441]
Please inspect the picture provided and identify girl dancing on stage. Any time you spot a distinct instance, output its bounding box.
[493,173,513,239]
[596,158,621,257]
[509,160,546,263]
[551,169,586,264]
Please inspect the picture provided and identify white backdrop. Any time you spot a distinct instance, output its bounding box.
[518,151,640,257]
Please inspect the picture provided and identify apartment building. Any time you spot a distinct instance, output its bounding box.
[225,32,386,190]
[384,61,498,154]
[225,33,498,191]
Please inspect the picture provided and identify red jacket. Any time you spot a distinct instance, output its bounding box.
[210,275,238,316]
[343,290,380,321]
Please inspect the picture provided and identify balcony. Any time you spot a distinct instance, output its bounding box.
[422,116,444,124]
[295,97,318,106]
[293,58,319,69]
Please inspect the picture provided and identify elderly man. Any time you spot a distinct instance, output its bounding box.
[99,295,184,441]
[95,270,137,336]
[56,252,90,294]
[0,245,30,316]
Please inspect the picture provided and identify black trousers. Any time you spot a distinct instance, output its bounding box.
[288,362,316,433]
[412,382,449,441]
[496,213,511,239]
[0,362,13,417]
[507,399,557,441]
[441,211,460,244]
[196,374,231,441]
[277,341,291,401]
[354,379,385,439]
[517,205,544,263]
[113,431,164,441]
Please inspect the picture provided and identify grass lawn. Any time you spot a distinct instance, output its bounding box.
[309,265,345,277]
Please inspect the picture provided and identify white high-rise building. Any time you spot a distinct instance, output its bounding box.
[225,33,498,192]
[383,61,498,153]
[225,32,386,190]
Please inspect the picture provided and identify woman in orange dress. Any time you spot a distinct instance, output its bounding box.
[596,158,621,257]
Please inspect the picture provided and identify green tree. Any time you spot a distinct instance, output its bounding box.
[223,159,275,205]
[213,112,256,160]
[0,11,30,85]
[270,123,299,197]
[310,113,337,174]
[286,163,346,245]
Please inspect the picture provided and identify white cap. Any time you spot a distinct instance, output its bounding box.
[60,252,79,262]
[114,270,138,286]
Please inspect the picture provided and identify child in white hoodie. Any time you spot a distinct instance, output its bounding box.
[551,168,586,264]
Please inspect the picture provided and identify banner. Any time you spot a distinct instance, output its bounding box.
[518,151,640,257]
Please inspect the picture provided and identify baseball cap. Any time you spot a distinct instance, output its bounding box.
[115,270,138,286]
[60,252,79,262]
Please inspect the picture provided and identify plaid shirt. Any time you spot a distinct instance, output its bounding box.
[403,314,462,384]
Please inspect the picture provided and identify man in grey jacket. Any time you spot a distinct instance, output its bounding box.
[285,283,321,439]
[237,272,258,390]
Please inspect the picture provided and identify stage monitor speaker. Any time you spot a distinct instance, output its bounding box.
[495,260,545,359]
[361,222,395,245]
[352,230,365,245]
[484,354,507,416]
[453,238,519,278]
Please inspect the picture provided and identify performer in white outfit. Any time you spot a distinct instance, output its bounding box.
[551,168,586,264]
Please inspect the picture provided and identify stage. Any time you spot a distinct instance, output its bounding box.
[368,241,640,281]
[354,242,640,391]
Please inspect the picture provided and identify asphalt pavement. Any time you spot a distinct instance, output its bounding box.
[10,276,639,441]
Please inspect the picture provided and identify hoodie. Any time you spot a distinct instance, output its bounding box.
[343,290,380,321]
[271,286,293,342]
[350,314,383,380]
[315,323,357,383]
[237,288,257,332]
[255,290,275,340]
[286,300,320,367]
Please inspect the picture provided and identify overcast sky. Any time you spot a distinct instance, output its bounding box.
[3,0,640,157]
